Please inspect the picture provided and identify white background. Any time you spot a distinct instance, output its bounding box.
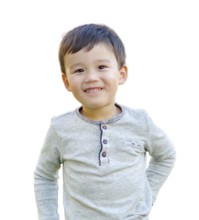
[0,0,198,219]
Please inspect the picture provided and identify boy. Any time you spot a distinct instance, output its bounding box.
[34,24,176,220]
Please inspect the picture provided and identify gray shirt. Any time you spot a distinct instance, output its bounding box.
[34,105,176,220]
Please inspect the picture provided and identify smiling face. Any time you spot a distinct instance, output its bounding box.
[62,43,128,120]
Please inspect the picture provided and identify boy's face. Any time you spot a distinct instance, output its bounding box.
[62,43,127,117]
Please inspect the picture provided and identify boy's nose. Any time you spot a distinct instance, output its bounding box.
[84,71,99,82]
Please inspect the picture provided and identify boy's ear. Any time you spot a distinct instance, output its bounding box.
[119,66,128,85]
[62,73,71,91]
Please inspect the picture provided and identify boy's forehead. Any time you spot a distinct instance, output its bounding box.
[64,43,115,63]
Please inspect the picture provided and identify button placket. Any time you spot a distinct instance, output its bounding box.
[100,124,109,165]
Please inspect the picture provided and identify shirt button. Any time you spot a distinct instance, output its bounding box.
[102,125,107,130]
[103,139,108,144]
[102,152,107,157]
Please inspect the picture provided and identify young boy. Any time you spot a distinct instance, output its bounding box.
[34,24,176,220]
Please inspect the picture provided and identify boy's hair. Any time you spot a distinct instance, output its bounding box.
[58,23,126,74]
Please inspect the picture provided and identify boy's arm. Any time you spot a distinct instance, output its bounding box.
[34,125,62,220]
[145,114,176,204]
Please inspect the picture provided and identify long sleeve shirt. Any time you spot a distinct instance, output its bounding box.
[34,105,176,220]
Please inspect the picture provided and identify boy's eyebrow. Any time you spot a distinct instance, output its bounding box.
[70,59,111,68]
[70,63,82,69]
[96,59,111,63]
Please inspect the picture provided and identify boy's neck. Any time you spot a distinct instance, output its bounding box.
[80,104,121,121]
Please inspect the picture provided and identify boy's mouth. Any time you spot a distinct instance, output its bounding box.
[84,87,103,93]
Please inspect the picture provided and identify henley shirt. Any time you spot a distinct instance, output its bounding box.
[34,105,176,220]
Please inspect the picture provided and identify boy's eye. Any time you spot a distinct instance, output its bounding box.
[74,69,84,73]
[98,65,107,70]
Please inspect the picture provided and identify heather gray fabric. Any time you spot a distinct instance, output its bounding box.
[34,105,176,220]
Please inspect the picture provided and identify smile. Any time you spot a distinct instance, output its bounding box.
[84,87,103,93]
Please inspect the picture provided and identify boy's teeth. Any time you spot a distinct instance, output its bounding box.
[85,88,102,93]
